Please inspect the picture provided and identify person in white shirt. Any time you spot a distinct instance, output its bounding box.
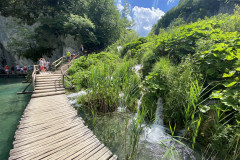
[46,60,50,71]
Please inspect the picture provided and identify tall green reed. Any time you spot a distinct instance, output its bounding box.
[125,105,147,160]
[184,80,202,149]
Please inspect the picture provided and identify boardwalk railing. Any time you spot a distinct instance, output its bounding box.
[61,55,79,89]
[52,56,66,71]
[32,65,40,90]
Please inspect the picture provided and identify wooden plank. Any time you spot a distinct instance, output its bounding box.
[36,78,61,81]
[18,111,76,126]
[109,155,118,160]
[34,85,64,88]
[11,127,90,155]
[77,143,104,159]
[57,137,99,159]
[87,146,110,160]
[17,130,94,160]
[31,91,65,98]
[15,119,85,141]
[35,82,62,85]
[13,124,80,148]
[38,132,96,160]
[35,83,61,87]
[16,117,82,135]
[70,141,102,159]
[11,128,92,159]
[98,150,114,160]
[36,74,62,77]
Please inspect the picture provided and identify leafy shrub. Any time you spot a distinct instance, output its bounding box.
[120,37,147,57]
[75,57,141,113]
[143,57,196,126]
[68,52,120,89]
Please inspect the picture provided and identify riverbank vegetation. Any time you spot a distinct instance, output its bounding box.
[67,7,240,159]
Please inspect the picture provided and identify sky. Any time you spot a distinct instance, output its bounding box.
[116,0,180,37]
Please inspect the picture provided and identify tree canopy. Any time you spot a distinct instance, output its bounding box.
[0,0,126,61]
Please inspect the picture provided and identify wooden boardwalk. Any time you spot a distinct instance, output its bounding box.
[9,72,117,160]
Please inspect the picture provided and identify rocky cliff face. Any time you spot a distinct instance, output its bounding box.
[0,15,30,70]
[0,14,79,71]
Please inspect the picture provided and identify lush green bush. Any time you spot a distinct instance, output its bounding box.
[120,37,147,57]
[143,57,197,127]
[73,53,141,113]
[68,52,119,90]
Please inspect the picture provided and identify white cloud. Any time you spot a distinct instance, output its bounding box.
[167,0,175,5]
[132,7,164,37]
[116,0,124,11]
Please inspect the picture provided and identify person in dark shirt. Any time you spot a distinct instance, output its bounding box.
[11,66,15,74]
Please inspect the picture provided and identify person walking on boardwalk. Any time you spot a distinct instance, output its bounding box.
[84,50,88,59]
[43,59,47,71]
[11,66,15,74]
[23,65,27,73]
[46,60,50,71]
[16,64,20,74]
[4,65,9,75]
[20,66,24,74]
[80,44,84,53]
[39,58,45,72]
[66,50,71,62]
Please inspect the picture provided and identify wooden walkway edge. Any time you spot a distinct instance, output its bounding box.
[9,72,117,160]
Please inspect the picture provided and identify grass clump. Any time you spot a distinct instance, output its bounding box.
[143,57,197,127]
[74,53,141,113]
[68,52,119,90]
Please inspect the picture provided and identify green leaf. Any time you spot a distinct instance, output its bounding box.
[226,55,235,60]
[199,105,210,113]
[223,71,236,78]
[236,67,240,71]
[224,81,237,87]
[211,91,223,99]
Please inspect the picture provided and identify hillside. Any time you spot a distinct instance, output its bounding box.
[75,9,239,159]
[151,0,240,35]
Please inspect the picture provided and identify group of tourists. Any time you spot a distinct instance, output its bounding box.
[66,44,87,61]
[39,58,50,72]
[3,44,86,75]
[3,64,32,75]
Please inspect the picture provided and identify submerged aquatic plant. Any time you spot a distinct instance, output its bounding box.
[125,105,147,160]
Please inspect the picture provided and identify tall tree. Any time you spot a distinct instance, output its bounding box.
[0,0,124,60]
[122,1,134,28]
[86,0,123,50]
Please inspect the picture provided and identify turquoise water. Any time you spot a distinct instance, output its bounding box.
[0,78,31,159]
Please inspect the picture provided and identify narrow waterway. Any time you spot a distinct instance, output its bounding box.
[67,91,199,160]
[0,78,31,159]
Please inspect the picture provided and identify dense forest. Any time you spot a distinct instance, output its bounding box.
[1,0,240,159]
[0,0,130,61]
[151,0,240,35]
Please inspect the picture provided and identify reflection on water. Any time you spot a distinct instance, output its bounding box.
[0,78,32,159]
[68,92,199,160]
